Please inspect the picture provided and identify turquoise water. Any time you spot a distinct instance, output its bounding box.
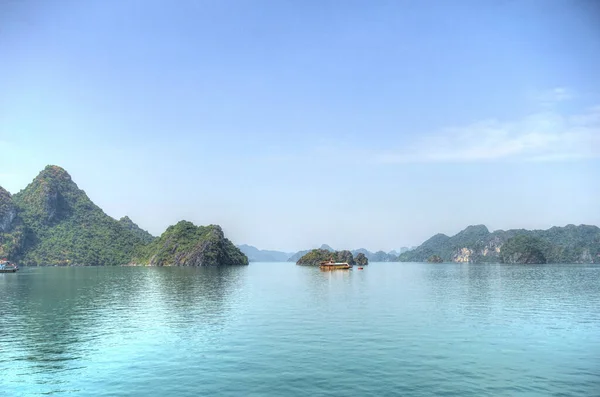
[1,263,599,396]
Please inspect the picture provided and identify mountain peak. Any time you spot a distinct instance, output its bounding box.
[457,224,490,236]
[320,244,335,251]
[36,165,72,183]
[0,185,11,201]
[14,165,89,225]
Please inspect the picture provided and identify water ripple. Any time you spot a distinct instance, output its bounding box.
[1,263,599,396]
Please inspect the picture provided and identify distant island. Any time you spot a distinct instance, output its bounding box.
[286,244,397,263]
[237,243,399,263]
[0,165,247,267]
[296,248,368,266]
[399,224,600,264]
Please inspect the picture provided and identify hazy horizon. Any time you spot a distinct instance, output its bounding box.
[1,1,599,252]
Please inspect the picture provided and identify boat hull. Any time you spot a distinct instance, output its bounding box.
[319,264,351,270]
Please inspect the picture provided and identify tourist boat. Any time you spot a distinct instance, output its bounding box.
[0,260,18,273]
[319,260,351,270]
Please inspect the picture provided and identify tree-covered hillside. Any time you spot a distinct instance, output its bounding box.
[399,224,600,264]
[500,235,547,264]
[296,248,361,266]
[0,166,153,265]
[119,216,155,244]
[133,221,248,266]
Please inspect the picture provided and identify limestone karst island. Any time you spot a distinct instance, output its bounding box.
[1,165,599,267]
[0,165,247,267]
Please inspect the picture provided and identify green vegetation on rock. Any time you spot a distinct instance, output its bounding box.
[427,255,443,263]
[399,224,600,264]
[0,165,245,267]
[119,216,155,244]
[296,248,358,266]
[133,220,248,266]
[4,166,149,265]
[500,235,547,264]
[355,252,368,266]
[0,186,25,259]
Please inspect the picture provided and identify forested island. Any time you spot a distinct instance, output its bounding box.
[399,224,600,264]
[0,165,247,266]
[132,221,247,266]
[295,248,368,266]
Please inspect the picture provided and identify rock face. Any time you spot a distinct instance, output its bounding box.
[1,165,151,265]
[0,186,25,259]
[399,224,600,264]
[296,248,358,266]
[427,255,443,263]
[0,187,16,232]
[133,221,248,266]
[355,252,369,266]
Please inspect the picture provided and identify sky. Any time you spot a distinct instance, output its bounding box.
[1,0,599,252]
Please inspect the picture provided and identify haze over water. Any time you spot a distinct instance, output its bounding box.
[1,263,599,396]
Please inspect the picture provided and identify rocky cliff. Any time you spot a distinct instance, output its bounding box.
[0,186,26,259]
[133,221,248,266]
[399,224,600,264]
[296,248,360,266]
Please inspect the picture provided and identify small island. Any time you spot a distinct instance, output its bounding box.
[427,255,443,263]
[296,248,367,266]
[355,252,368,266]
[132,221,248,267]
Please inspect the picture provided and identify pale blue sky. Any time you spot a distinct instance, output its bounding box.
[1,0,599,251]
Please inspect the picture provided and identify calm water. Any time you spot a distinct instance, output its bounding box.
[1,263,599,396]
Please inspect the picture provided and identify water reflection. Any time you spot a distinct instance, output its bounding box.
[146,266,246,336]
[299,265,354,305]
[1,268,150,382]
[0,266,247,395]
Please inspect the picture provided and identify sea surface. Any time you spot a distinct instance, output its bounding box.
[1,263,599,396]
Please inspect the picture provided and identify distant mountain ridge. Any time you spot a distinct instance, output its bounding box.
[237,244,293,262]
[287,245,398,262]
[351,248,398,262]
[399,224,600,264]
